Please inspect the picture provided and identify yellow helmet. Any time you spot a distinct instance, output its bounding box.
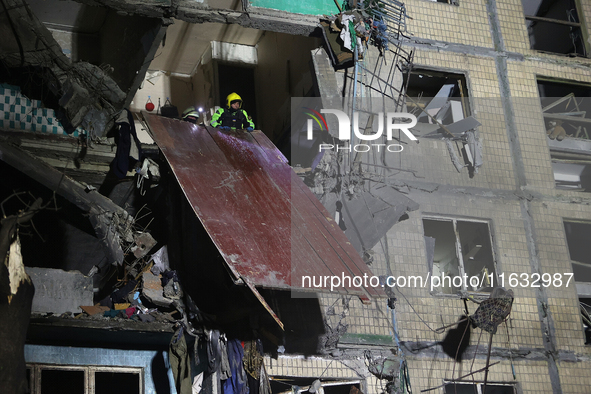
[226,92,242,108]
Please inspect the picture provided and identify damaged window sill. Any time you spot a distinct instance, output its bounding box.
[27,313,183,347]
[28,313,177,332]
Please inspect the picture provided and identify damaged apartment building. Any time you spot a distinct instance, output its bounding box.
[2,0,591,393]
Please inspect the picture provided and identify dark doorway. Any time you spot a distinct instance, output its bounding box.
[217,64,257,127]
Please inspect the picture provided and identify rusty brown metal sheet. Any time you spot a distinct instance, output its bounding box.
[143,113,385,304]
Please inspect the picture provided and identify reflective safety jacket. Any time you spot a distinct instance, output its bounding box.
[210,107,255,130]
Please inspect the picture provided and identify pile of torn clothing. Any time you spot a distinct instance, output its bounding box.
[79,247,190,324]
[170,328,271,394]
[320,11,370,67]
[88,272,183,323]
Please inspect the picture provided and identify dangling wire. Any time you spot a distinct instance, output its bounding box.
[400,359,412,393]
[505,319,516,380]
[468,328,484,388]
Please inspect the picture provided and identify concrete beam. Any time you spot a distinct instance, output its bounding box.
[0,139,132,265]
[74,0,320,36]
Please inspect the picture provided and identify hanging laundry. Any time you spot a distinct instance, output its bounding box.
[371,19,388,51]
[220,335,231,381]
[193,373,204,394]
[112,108,142,178]
[339,14,356,51]
[222,339,249,394]
[244,340,265,394]
[207,330,222,374]
[258,359,271,394]
[191,336,209,394]
[170,327,192,394]
[243,340,263,380]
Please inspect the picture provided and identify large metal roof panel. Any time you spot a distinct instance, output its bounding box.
[143,113,384,304]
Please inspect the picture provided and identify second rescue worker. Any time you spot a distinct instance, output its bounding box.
[210,92,255,131]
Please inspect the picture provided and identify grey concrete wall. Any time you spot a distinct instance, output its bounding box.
[254,31,321,140]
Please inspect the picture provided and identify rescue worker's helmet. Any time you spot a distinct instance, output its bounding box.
[182,106,200,124]
[226,93,242,108]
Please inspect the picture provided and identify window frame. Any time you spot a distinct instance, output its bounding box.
[404,68,472,127]
[521,0,588,56]
[563,219,591,293]
[562,218,591,345]
[268,377,363,394]
[423,216,499,296]
[26,363,144,394]
[537,77,591,192]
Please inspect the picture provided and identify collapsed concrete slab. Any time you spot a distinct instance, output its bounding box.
[26,267,93,314]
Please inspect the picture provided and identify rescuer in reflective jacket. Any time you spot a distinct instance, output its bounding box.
[210,93,255,131]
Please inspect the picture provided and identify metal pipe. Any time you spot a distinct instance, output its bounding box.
[351,44,359,171]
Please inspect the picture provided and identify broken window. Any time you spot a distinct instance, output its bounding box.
[269,377,361,394]
[443,381,516,393]
[405,69,482,175]
[538,79,591,192]
[26,364,142,394]
[521,0,586,56]
[580,297,591,345]
[405,69,470,126]
[563,220,591,344]
[564,220,591,283]
[423,218,497,295]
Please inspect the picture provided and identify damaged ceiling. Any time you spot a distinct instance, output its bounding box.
[149,19,263,76]
[0,0,318,139]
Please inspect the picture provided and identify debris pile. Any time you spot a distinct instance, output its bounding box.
[74,245,193,326]
[319,0,407,67]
